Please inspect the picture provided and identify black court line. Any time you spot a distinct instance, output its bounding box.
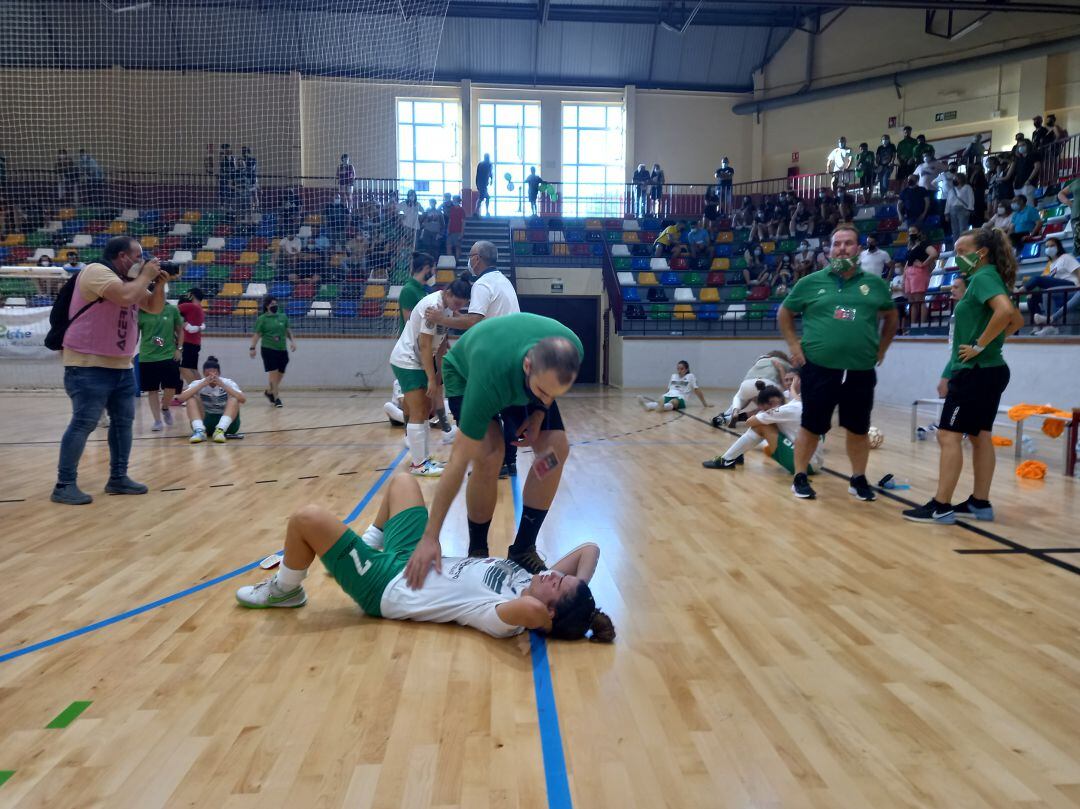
[160,487,185,492]
[209,483,234,488]
[297,475,319,480]
[337,471,358,476]
[677,409,1080,578]
[255,479,277,484]
[0,499,26,504]
[956,548,1080,555]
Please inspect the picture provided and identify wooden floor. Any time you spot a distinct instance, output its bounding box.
[0,386,1077,809]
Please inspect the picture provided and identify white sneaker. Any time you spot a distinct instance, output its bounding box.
[1032,325,1059,336]
[236,577,307,608]
[440,425,459,444]
[409,459,443,477]
[162,408,174,426]
[637,395,656,410]
[212,427,227,444]
[189,429,207,444]
[1033,313,1048,326]
[361,524,385,550]
[151,420,164,432]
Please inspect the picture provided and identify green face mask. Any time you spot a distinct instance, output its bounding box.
[954,251,981,275]
[830,257,856,273]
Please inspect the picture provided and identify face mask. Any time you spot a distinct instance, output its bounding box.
[1011,203,1021,212]
[997,207,1006,215]
[126,260,143,279]
[908,234,920,243]
[269,305,278,313]
[1046,246,1059,258]
[831,257,856,273]
[1018,147,1028,156]
[868,244,877,252]
[954,251,982,275]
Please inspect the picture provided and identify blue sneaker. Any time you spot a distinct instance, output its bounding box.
[952,496,994,522]
[902,500,956,525]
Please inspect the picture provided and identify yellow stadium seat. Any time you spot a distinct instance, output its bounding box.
[436,269,455,284]
[57,208,76,220]
[637,272,658,286]
[383,302,400,317]
[329,253,345,268]
[182,210,202,223]
[270,238,281,251]
[513,230,526,242]
[715,231,734,243]
[238,251,260,265]
[107,220,127,234]
[553,243,569,256]
[364,285,386,299]
[699,287,720,302]
[233,299,258,315]
[304,214,323,225]
[584,219,602,230]
[622,232,640,243]
[141,235,159,249]
[2,234,26,246]
[673,304,695,320]
[710,258,730,270]
[760,241,776,254]
[218,283,244,298]
[195,250,216,264]
[892,233,907,246]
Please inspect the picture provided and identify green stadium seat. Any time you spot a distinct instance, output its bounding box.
[317,284,340,300]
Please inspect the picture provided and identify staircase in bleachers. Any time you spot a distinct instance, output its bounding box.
[459,217,514,285]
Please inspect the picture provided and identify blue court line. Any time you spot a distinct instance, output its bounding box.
[512,473,574,809]
[0,448,408,666]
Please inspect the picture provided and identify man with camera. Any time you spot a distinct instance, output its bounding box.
[52,235,170,505]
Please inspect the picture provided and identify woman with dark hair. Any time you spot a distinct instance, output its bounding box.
[1022,236,1079,328]
[235,473,616,643]
[249,294,296,408]
[903,228,1023,525]
[711,350,792,427]
[649,163,665,217]
[177,355,246,444]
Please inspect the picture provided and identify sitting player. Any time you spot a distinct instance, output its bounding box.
[711,351,792,427]
[235,473,615,642]
[638,360,709,412]
[703,372,823,472]
[177,355,246,444]
[383,380,406,427]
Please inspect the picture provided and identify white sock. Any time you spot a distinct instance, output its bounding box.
[383,401,404,422]
[645,402,659,411]
[216,415,232,432]
[662,402,674,411]
[361,523,384,550]
[722,430,761,461]
[192,418,205,432]
[406,422,428,465]
[275,563,307,591]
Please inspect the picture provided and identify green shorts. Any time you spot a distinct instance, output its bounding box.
[204,413,240,435]
[663,396,685,411]
[391,364,428,394]
[769,434,817,475]
[320,505,427,617]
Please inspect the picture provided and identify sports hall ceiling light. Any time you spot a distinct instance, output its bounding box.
[97,1,152,12]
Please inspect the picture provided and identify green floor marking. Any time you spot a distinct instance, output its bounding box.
[46,701,92,729]
[0,771,14,788]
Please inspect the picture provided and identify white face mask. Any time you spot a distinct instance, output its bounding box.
[1046,246,1059,258]
[126,259,144,279]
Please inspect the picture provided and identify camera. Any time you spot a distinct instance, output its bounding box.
[159,260,183,278]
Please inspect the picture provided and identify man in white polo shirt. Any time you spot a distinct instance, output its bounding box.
[425,240,523,476]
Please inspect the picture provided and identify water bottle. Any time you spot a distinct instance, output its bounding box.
[1021,435,1035,456]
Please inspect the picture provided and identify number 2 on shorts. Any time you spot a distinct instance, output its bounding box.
[349,548,372,576]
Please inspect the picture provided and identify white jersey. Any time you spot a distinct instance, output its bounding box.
[380,556,533,638]
[185,376,241,415]
[389,290,452,370]
[755,398,824,466]
[468,269,520,319]
[664,372,698,401]
[743,355,787,385]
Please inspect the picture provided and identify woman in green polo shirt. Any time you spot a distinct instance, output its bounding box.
[903,228,1023,526]
[249,294,296,408]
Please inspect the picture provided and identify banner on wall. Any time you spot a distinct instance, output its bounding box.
[0,306,52,358]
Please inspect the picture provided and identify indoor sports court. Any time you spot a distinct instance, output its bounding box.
[1,1,1079,808]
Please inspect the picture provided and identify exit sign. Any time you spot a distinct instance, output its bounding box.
[934,110,958,122]
[791,151,799,162]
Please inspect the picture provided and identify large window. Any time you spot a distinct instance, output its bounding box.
[397,99,462,200]
[561,103,625,217]
[478,101,541,216]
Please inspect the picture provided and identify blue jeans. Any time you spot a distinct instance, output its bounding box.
[57,365,136,486]
[1050,289,1080,324]
[877,165,893,198]
[1023,276,1074,317]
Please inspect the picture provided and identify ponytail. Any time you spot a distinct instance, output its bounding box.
[968,227,1017,289]
[754,380,766,391]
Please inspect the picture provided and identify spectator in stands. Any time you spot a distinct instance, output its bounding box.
[896,126,918,185]
[218,144,237,208]
[789,199,814,239]
[858,235,891,278]
[903,226,938,328]
[420,199,445,256]
[52,237,168,505]
[240,146,259,212]
[945,172,975,245]
[836,187,856,222]
[137,300,183,432]
[632,164,650,218]
[816,192,840,236]
[400,189,421,248]
[444,195,464,263]
[984,199,1013,233]
[733,196,755,228]
[280,187,302,237]
[764,196,785,239]
[1023,237,1079,327]
[62,250,83,275]
[1045,113,1068,142]
[55,149,78,204]
[78,149,104,207]
[474,153,493,217]
[961,135,983,174]
[875,134,897,197]
[774,253,794,295]
[336,154,356,212]
[686,222,712,262]
[986,156,1012,211]
[1007,140,1041,203]
[178,355,245,444]
[888,264,907,328]
[178,287,206,386]
[793,239,816,280]
[250,294,296,408]
[826,137,852,191]
[1057,175,1080,249]
[37,254,53,267]
[854,143,875,198]
[1031,116,1050,152]
[715,157,735,212]
[638,360,708,413]
[742,245,771,288]
[525,166,543,217]
[1034,278,1080,336]
[649,164,665,216]
[702,184,720,235]
[324,193,348,248]
[914,153,938,192]
[653,222,686,258]
[275,233,302,280]
[967,156,988,226]
[1007,194,1041,251]
[1010,133,1032,158]
[913,134,935,163]
[748,204,769,242]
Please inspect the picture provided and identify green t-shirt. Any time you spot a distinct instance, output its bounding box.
[781,267,895,371]
[914,142,935,161]
[1065,178,1080,222]
[943,265,1009,378]
[138,304,181,362]
[255,311,290,351]
[442,312,584,441]
[896,136,918,163]
[398,277,428,334]
[855,151,875,178]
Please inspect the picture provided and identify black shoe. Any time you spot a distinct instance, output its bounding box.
[902,499,956,524]
[952,496,994,521]
[848,474,876,501]
[468,544,489,559]
[710,413,728,428]
[508,546,548,574]
[264,390,275,404]
[499,462,517,479]
[791,473,816,499]
[105,476,149,495]
[702,455,743,469]
[274,398,283,408]
[51,483,93,505]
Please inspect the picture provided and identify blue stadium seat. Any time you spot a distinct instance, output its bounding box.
[876,205,899,218]
[270,282,292,298]
[631,257,651,270]
[226,237,247,251]
[714,244,732,259]
[1020,242,1044,261]
[183,264,207,280]
[697,303,720,320]
[333,300,358,317]
[660,271,680,286]
[622,287,641,302]
[285,300,309,317]
[591,243,605,256]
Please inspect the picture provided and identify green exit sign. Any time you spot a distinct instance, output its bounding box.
[934,111,958,122]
